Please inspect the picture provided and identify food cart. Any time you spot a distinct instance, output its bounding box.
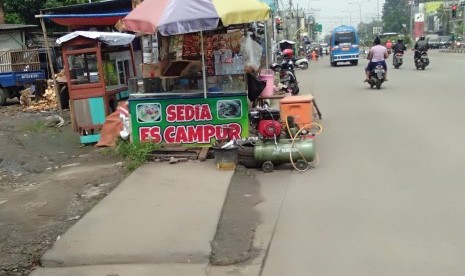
[56,31,137,144]
[120,0,270,146]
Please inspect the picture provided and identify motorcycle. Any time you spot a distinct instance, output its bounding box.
[414,50,429,70]
[277,51,309,70]
[292,57,309,70]
[392,52,404,69]
[270,58,300,95]
[367,63,385,90]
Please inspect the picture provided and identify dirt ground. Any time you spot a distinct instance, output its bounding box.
[0,100,262,275]
[0,101,128,275]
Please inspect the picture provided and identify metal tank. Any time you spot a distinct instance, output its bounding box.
[254,137,316,172]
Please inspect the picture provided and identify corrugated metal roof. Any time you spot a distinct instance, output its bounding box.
[40,0,131,14]
[38,0,132,27]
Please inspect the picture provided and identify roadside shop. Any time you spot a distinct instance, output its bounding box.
[120,0,271,146]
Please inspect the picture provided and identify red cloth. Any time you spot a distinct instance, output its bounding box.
[96,102,129,147]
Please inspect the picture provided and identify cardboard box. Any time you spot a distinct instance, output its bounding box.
[141,63,161,78]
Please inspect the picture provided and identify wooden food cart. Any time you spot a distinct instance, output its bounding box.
[128,29,251,146]
[57,31,136,143]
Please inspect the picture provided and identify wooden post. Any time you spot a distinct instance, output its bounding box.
[36,14,63,117]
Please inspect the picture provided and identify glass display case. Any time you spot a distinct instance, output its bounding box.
[59,32,136,144]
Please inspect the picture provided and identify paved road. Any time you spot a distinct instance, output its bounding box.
[258,50,465,276]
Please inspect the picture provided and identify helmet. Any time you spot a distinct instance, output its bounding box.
[282,48,294,58]
[270,63,281,72]
[397,39,403,43]
[373,36,381,45]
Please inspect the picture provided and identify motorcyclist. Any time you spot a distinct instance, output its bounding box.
[364,36,389,82]
[414,35,428,61]
[385,39,393,54]
[393,39,407,54]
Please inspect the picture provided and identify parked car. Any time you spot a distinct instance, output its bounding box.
[427,37,440,49]
[438,36,452,48]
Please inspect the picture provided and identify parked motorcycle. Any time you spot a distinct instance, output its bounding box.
[367,63,385,90]
[276,51,309,70]
[292,57,309,70]
[392,52,404,69]
[414,50,429,70]
[270,58,300,95]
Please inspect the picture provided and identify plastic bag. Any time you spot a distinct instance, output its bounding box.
[246,73,266,102]
[240,34,263,72]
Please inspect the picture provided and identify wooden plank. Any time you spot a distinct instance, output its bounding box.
[148,149,200,161]
[198,147,209,162]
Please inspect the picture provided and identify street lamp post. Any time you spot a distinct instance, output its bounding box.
[342,10,352,26]
[349,1,370,41]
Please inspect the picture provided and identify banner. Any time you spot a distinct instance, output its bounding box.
[414,22,425,40]
[129,94,249,145]
[424,2,442,14]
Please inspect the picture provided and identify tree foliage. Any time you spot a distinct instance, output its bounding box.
[382,0,409,33]
[3,0,90,24]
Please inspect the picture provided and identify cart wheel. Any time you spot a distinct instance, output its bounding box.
[295,159,309,171]
[262,161,274,173]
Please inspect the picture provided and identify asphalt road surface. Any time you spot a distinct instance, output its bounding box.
[258,50,465,276]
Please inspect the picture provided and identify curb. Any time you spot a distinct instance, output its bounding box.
[440,49,465,53]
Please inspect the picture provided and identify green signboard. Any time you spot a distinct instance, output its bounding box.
[129,94,249,145]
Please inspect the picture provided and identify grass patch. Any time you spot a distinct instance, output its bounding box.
[115,139,160,171]
[21,120,46,132]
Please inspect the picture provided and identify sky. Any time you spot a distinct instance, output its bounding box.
[286,0,386,34]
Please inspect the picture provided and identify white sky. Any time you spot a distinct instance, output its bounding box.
[284,0,386,33]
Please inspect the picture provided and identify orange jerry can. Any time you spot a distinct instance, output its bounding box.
[279,95,314,129]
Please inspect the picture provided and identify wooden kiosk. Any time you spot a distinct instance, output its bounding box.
[57,31,137,143]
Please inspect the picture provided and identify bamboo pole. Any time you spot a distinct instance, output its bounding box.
[36,14,63,117]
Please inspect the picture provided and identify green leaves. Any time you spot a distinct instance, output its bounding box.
[382,0,410,33]
[3,0,98,24]
[115,139,160,171]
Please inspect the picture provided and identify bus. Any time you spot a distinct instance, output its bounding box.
[329,25,360,66]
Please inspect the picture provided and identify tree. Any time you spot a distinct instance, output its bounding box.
[3,0,91,24]
[382,0,409,33]
[436,4,450,36]
[0,0,5,24]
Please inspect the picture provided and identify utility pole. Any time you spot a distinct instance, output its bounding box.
[409,1,414,41]
[462,3,465,42]
[377,0,380,32]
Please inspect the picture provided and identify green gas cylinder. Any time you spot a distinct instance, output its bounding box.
[254,137,316,165]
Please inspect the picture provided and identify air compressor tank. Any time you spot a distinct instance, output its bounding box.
[254,136,316,172]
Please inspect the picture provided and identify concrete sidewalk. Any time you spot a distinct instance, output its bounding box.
[30,160,233,275]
